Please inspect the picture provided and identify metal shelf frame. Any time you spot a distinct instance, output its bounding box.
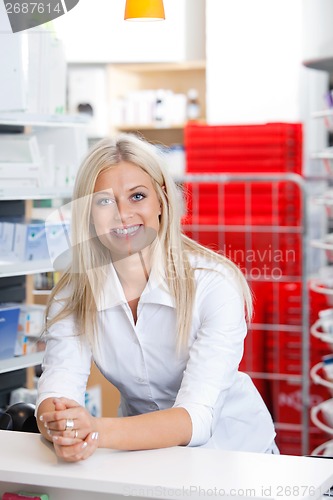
[177,172,309,454]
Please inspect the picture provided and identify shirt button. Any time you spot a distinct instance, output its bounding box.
[136,378,145,384]
[149,404,157,410]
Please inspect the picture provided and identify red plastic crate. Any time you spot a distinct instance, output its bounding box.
[185,122,303,175]
[276,427,329,455]
[266,332,328,375]
[182,181,301,227]
[240,280,270,406]
[270,379,328,425]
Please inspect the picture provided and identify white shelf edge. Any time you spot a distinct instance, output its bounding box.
[311,151,333,160]
[312,109,333,119]
[0,259,54,278]
[310,238,333,251]
[315,196,333,206]
[0,351,44,374]
[32,289,52,296]
[0,113,90,128]
[0,187,73,200]
[108,60,206,72]
[116,123,186,131]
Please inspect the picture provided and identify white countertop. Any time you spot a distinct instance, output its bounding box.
[0,430,332,500]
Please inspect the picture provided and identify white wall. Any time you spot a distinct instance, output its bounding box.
[302,0,333,64]
[52,0,205,63]
[206,0,303,124]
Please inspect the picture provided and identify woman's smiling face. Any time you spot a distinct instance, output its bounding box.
[91,161,161,257]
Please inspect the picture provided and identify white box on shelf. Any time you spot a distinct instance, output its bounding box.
[85,385,102,418]
[36,126,88,188]
[0,4,67,115]
[14,334,39,356]
[14,304,46,356]
[26,27,67,115]
[0,134,41,164]
[0,221,15,258]
[0,304,20,360]
[0,1,26,112]
[0,134,42,188]
[0,178,40,190]
[67,65,108,138]
[18,304,46,337]
[13,222,49,262]
[45,220,71,264]
[0,163,41,181]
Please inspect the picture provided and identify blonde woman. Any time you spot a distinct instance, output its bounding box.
[36,134,277,462]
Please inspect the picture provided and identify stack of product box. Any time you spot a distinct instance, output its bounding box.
[0,303,45,360]
[0,220,70,264]
[0,135,41,190]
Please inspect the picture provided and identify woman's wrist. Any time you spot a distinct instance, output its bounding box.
[92,417,110,448]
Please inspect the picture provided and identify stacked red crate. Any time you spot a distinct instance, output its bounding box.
[183,122,308,454]
[265,282,330,454]
[183,122,303,281]
[183,122,303,283]
[239,280,269,405]
[183,182,301,226]
[185,122,302,174]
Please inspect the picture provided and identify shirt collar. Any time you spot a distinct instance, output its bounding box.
[139,261,175,308]
[88,257,175,312]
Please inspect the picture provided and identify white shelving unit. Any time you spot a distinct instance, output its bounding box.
[305,55,333,454]
[107,60,206,146]
[0,113,87,377]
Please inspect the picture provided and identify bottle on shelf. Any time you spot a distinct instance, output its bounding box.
[154,89,167,125]
[187,88,200,121]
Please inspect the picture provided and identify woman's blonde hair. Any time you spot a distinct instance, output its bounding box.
[45,134,252,349]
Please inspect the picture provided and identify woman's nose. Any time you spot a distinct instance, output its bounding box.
[113,199,133,222]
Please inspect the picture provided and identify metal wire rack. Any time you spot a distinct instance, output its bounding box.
[177,172,310,455]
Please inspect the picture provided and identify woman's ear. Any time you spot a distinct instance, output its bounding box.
[158,185,166,218]
[159,185,167,215]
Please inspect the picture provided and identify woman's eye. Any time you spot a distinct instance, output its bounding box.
[97,198,114,206]
[132,192,145,201]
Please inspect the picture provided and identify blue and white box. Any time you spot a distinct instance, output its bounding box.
[13,222,49,261]
[0,222,15,258]
[0,304,20,360]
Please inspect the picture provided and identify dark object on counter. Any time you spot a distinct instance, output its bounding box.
[0,402,39,433]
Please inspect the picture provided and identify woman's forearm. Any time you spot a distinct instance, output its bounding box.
[38,398,192,451]
[96,407,192,450]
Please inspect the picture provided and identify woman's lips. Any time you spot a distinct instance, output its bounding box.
[110,224,142,238]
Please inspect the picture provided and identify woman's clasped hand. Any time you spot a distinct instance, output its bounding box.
[40,397,99,462]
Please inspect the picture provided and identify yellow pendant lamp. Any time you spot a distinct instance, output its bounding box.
[124,0,165,21]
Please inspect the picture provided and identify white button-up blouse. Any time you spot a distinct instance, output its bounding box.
[36,254,276,452]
